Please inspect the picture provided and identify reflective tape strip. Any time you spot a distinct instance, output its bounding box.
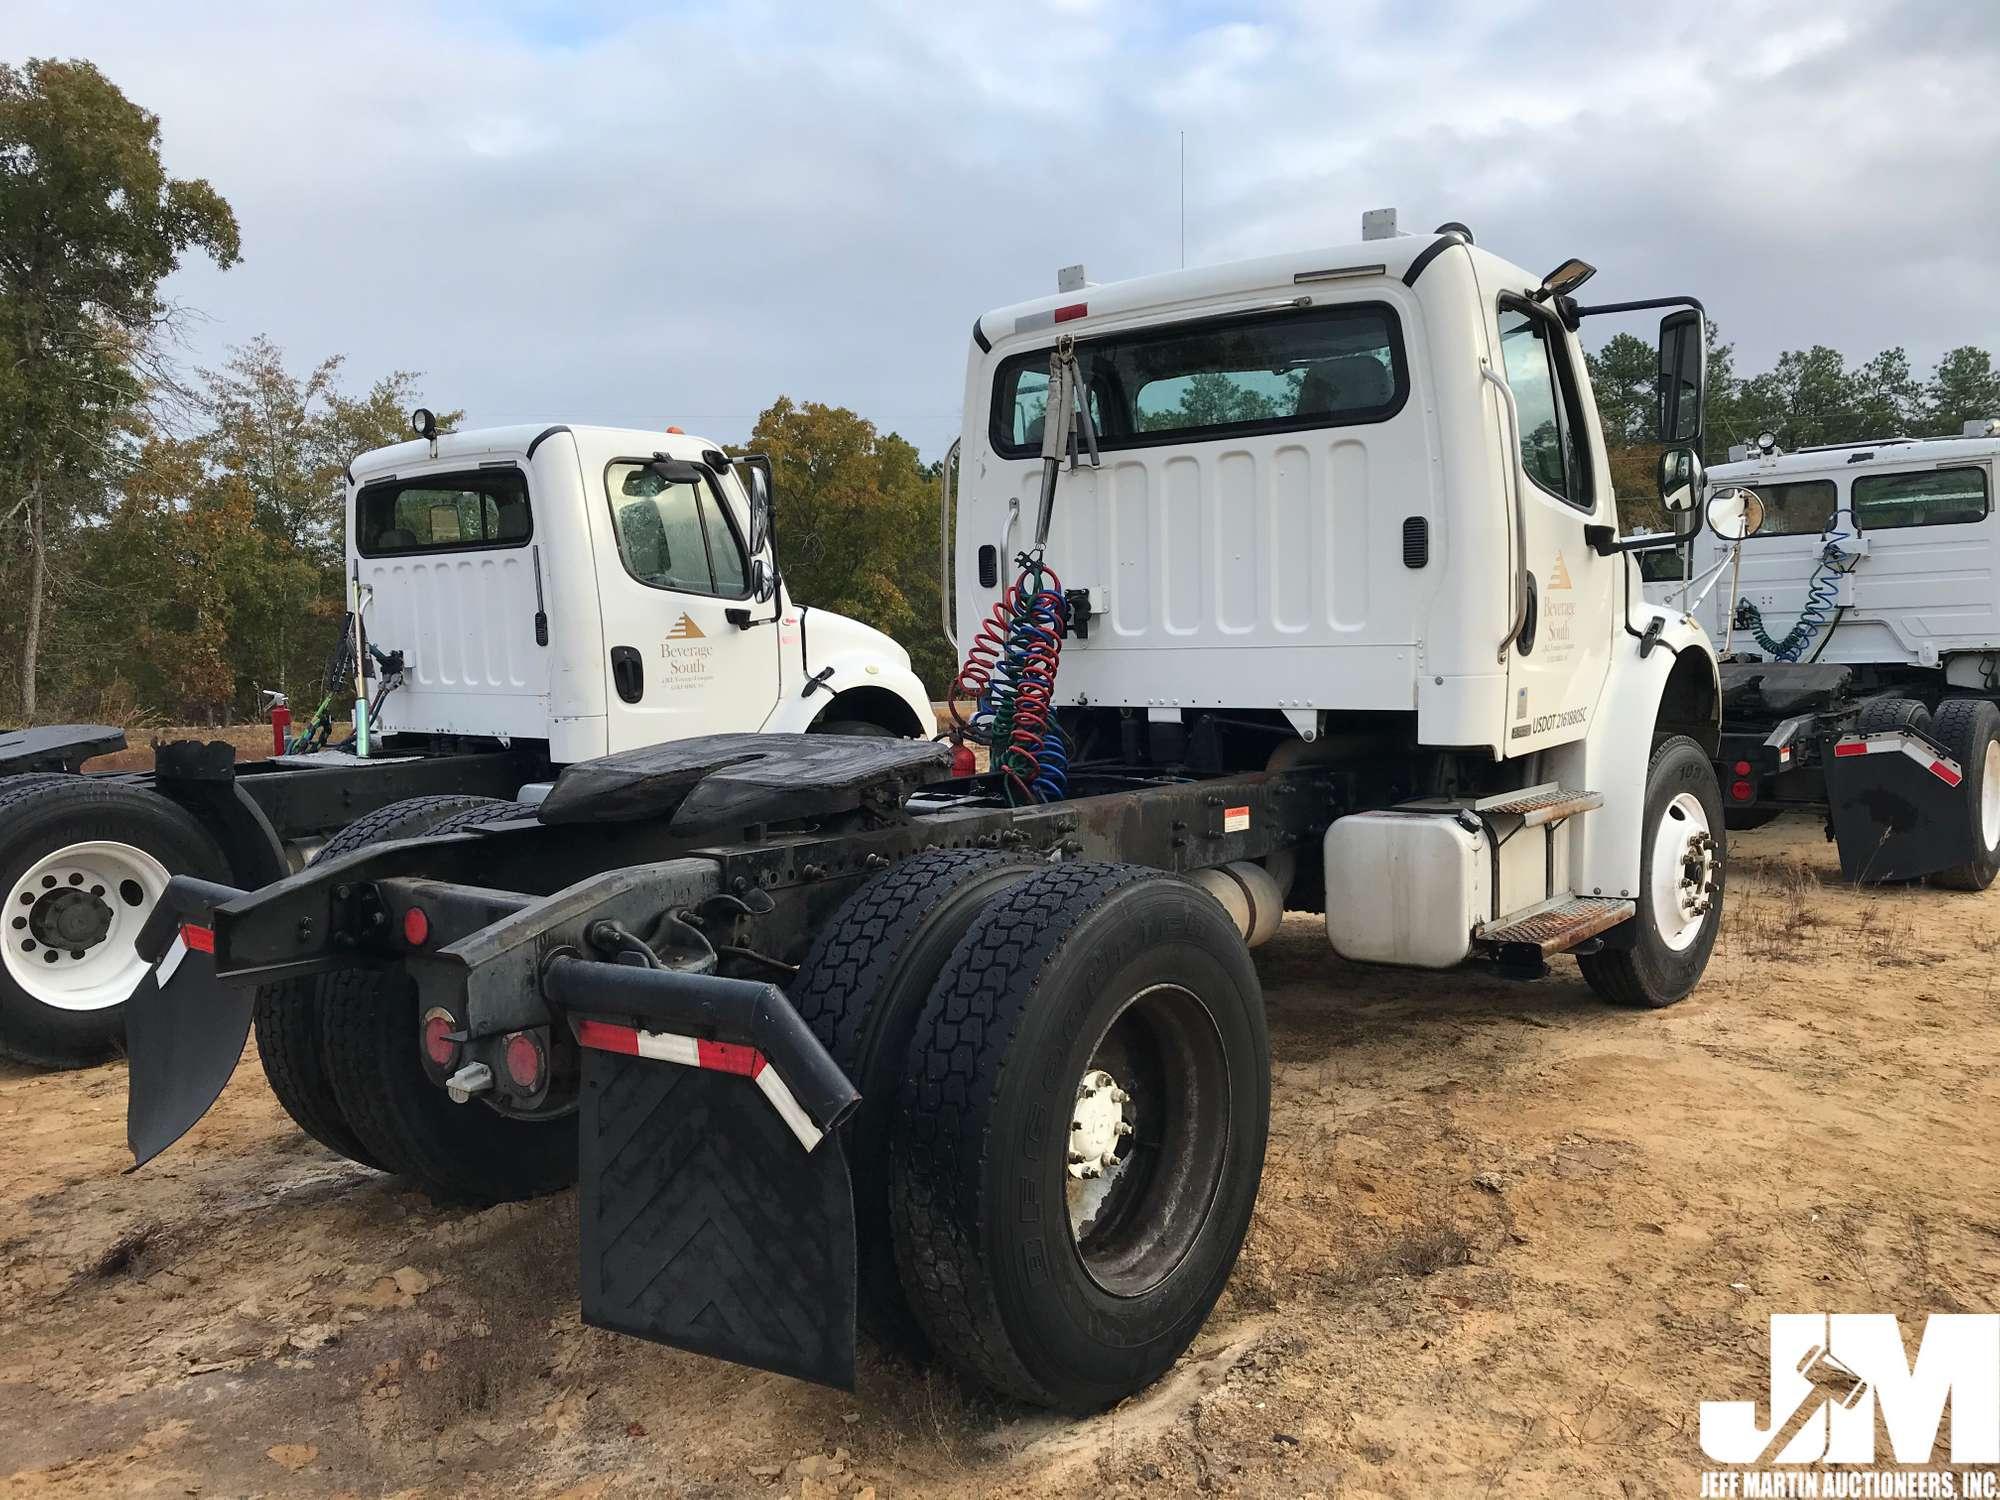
[753,1065,823,1152]
[1831,733,1962,785]
[574,1019,819,1150]
[156,933,189,988]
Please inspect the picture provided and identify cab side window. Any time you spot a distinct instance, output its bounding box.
[605,461,750,598]
[1498,306,1593,512]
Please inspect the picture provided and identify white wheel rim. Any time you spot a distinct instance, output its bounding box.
[3,841,170,1012]
[1066,1067,1133,1239]
[1981,740,2000,852]
[1649,792,1716,952]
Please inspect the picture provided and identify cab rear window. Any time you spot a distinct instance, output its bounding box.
[1853,466,1989,531]
[990,302,1408,458]
[355,469,532,556]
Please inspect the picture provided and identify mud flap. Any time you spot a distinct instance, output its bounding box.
[1823,730,1975,882]
[579,1045,857,1389]
[124,876,253,1168]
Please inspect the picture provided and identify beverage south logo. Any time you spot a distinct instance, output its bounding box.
[664,612,705,640]
[1698,1314,2000,1497]
[657,613,715,691]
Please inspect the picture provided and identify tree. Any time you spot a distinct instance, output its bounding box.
[744,397,953,696]
[1583,332,1656,449]
[1924,347,2000,435]
[0,57,239,719]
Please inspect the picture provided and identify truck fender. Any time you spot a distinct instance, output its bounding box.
[1545,609,1719,903]
[761,653,934,738]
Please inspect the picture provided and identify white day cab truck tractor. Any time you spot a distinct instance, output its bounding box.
[1659,423,2000,885]
[122,213,1740,1412]
[0,422,929,1067]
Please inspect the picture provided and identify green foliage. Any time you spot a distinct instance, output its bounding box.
[744,397,951,696]
[0,57,240,718]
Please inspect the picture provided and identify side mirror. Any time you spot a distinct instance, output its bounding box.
[734,455,774,556]
[749,557,777,603]
[1659,446,1704,518]
[1706,486,1765,542]
[1657,308,1706,445]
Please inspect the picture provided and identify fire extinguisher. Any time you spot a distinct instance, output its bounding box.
[263,689,292,755]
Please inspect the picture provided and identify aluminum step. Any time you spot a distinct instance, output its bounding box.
[1474,894,1634,955]
[1472,785,1604,827]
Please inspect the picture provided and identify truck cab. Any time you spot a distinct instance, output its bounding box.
[349,424,933,761]
[950,218,1726,980]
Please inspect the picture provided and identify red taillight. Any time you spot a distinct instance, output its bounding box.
[503,1032,546,1091]
[1730,779,1754,802]
[421,1009,458,1068]
[1733,760,1751,776]
[949,742,977,777]
[403,906,430,946]
[1053,302,1088,322]
[180,922,214,954]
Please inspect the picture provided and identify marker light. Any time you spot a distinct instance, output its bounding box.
[403,906,430,946]
[1730,780,1754,802]
[422,1009,458,1068]
[503,1032,546,1092]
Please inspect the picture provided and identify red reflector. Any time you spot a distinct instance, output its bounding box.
[403,906,430,946]
[696,1039,765,1077]
[1053,302,1088,323]
[1733,760,1751,776]
[1730,779,1754,802]
[949,742,977,777]
[422,1011,458,1068]
[575,1019,639,1055]
[1833,741,1869,757]
[503,1032,545,1090]
[180,922,214,954]
[1930,760,1963,787]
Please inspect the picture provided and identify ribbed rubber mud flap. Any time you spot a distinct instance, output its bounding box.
[1824,737,1975,882]
[578,1046,857,1389]
[125,935,252,1168]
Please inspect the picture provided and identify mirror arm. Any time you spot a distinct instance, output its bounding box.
[1586,524,1688,557]
[1569,294,1707,320]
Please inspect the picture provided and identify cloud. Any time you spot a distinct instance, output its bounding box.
[10,0,1997,457]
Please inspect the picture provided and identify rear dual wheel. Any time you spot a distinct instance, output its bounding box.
[886,863,1269,1411]
[254,795,571,1202]
[1929,698,2000,891]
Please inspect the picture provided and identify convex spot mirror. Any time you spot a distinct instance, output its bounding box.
[749,557,777,602]
[1657,308,1706,445]
[1706,486,1766,542]
[1659,446,1704,518]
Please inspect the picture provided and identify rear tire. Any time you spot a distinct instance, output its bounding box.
[0,776,227,1068]
[1579,735,1724,1009]
[252,795,511,1169]
[890,864,1268,1410]
[1855,697,1933,735]
[1928,698,2000,891]
[788,849,1039,1349]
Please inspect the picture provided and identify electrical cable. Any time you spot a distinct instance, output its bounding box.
[948,549,1071,804]
[1733,520,1855,663]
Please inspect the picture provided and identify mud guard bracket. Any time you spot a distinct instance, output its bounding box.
[579,1046,857,1390]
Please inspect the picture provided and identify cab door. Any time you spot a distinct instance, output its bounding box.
[1494,296,1618,753]
[590,453,779,751]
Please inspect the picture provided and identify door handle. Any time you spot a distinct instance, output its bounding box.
[610,646,643,704]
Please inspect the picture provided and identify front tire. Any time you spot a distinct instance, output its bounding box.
[1928,698,2000,891]
[0,776,227,1067]
[1579,735,1724,1009]
[890,864,1269,1410]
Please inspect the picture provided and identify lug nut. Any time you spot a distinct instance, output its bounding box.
[1100,1151,1116,1167]
[1110,1088,1130,1104]
[1068,1150,1087,1164]
[1115,1120,1133,1136]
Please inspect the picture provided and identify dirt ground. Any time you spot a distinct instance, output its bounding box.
[1,815,1995,1498]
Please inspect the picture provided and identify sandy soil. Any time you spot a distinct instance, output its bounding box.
[1,815,1995,1498]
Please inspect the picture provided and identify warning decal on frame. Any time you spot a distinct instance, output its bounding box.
[1223,806,1251,833]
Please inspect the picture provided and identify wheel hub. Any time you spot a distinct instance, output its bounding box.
[3,841,169,1012]
[1067,1067,1131,1181]
[1649,792,1718,952]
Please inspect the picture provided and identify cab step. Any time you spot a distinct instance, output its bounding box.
[1471,785,1604,827]
[1474,894,1633,955]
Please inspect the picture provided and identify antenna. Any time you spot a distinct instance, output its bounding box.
[1179,131,1186,268]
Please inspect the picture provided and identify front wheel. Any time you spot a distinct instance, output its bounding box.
[1579,736,1724,1009]
[0,777,227,1067]
[890,864,1269,1411]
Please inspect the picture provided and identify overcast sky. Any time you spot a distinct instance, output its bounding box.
[12,0,1998,457]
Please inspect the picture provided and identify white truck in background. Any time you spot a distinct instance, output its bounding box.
[126,213,1745,1413]
[0,423,929,1067]
[1664,425,2000,884]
